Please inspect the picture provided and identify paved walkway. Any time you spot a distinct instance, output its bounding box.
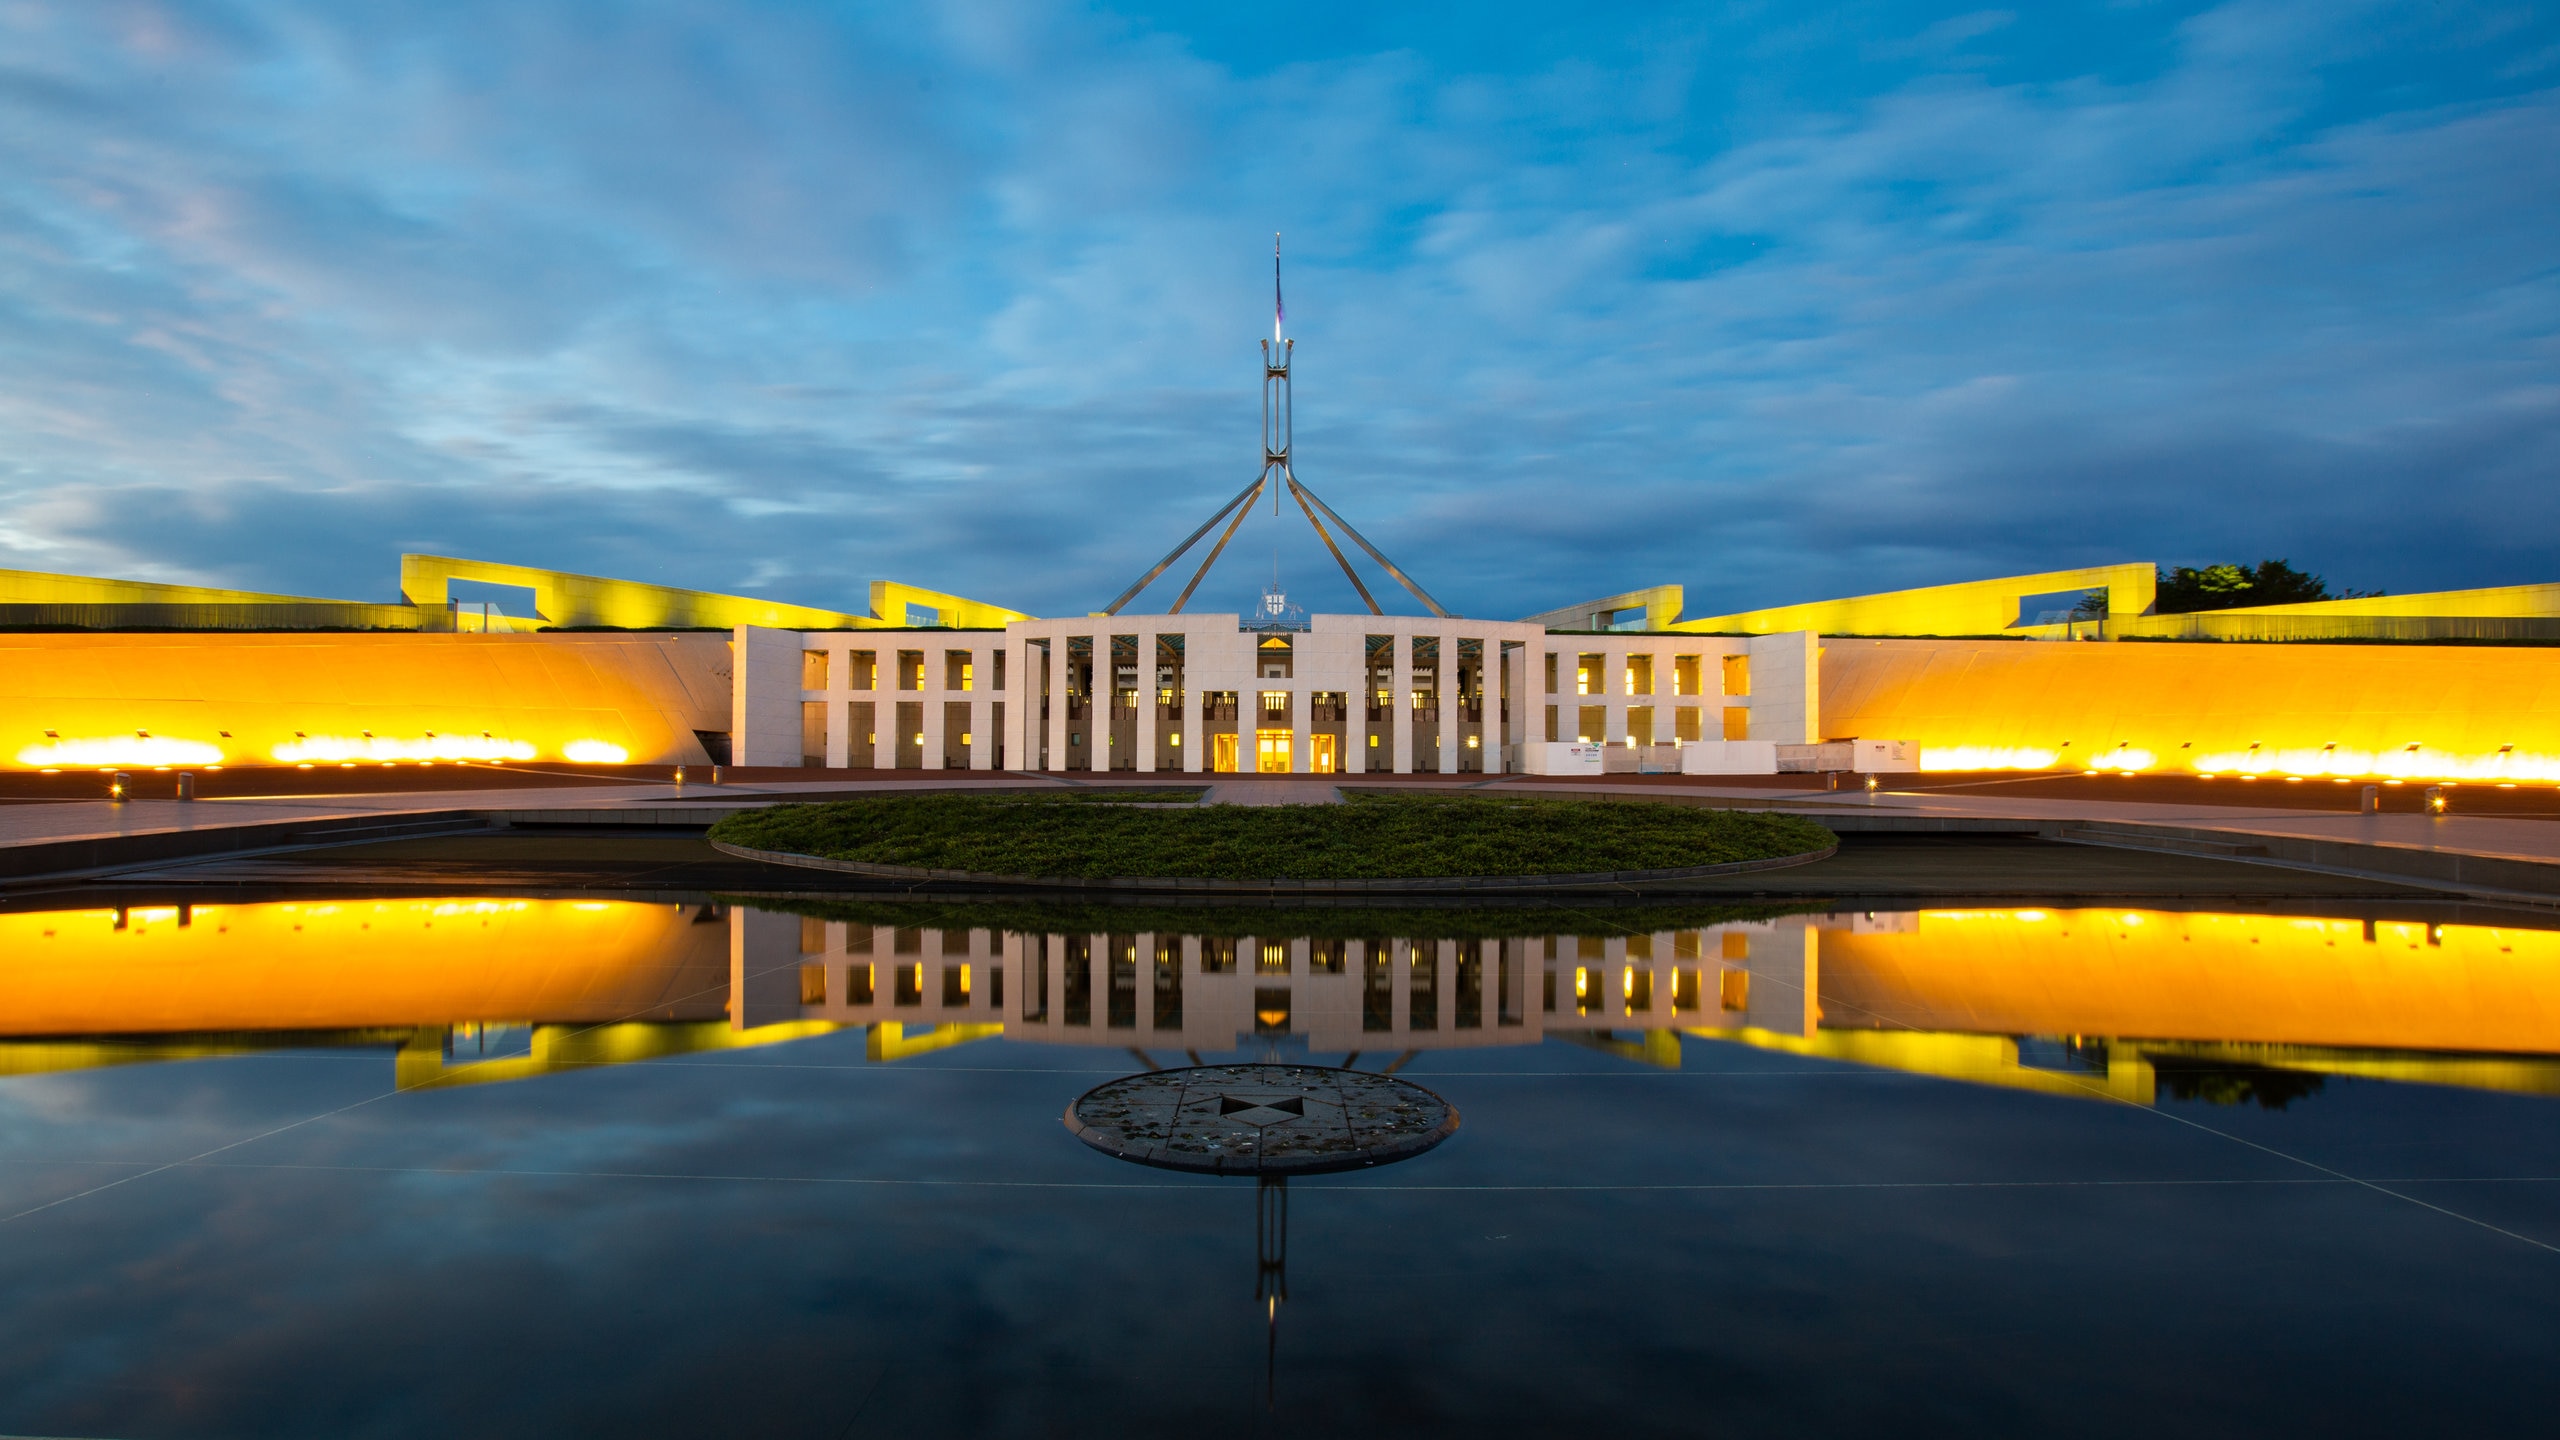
[1202,780,1342,805]
[4,770,2559,900]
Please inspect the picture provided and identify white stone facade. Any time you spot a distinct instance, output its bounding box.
[734,616,1820,774]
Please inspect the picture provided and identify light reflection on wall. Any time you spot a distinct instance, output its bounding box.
[13,736,226,768]
[1815,908,2560,1055]
[1823,637,2560,781]
[0,899,730,1034]
[272,734,537,763]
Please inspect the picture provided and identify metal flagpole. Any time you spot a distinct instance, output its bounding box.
[1103,235,1447,618]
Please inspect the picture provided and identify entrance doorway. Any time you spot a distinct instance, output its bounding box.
[1309,733,1339,773]
[1212,733,1239,773]
[1256,729,1293,773]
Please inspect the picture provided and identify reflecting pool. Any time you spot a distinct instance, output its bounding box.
[4,896,2558,1434]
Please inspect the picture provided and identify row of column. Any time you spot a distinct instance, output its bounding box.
[1013,633,1521,775]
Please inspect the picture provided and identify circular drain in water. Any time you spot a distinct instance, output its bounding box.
[1065,1064,1458,1176]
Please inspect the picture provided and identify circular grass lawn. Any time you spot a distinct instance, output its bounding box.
[708,791,1835,883]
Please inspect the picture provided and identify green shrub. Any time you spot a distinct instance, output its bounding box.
[709,791,1834,881]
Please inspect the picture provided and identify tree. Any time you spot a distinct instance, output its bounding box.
[2154,559,2375,614]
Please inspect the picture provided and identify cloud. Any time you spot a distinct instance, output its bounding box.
[0,0,2553,619]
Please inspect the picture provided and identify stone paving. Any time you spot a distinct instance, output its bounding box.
[5,767,2560,899]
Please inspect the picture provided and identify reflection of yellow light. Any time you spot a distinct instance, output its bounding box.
[563,740,630,763]
[2088,748,2156,774]
[275,735,534,763]
[1920,746,2059,772]
[1575,968,1590,998]
[16,737,223,768]
[2015,910,2048,922]
[1622,967,1635,998]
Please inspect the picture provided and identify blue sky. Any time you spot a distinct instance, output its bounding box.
[0,1,2553,621]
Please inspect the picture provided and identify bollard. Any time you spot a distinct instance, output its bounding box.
[177,771,196,801]
[672,765,686,788]
[709,765,722,786]
[109,771,131,802]
[2359,784,2378,815]
[1864,773,1880,794]
[2426,785,2447,815]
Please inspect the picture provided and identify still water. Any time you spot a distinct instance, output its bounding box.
[3,897,2557,1435]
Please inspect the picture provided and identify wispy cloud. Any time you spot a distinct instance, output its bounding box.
[0,0,2551,618]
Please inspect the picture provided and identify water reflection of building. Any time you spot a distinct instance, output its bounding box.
[5,899,2560,1104]
[742,907,2560,1101]
[0,897,837,1088]
[735,910,1844,1051]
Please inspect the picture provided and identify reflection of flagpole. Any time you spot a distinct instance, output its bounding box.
[1257,1174,1288,1409]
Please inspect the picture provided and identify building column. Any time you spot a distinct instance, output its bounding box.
[1604,651,1626,748]
[824,640,850,768]
[1008,639,1033,772]
[1439,632,1460,776]
[1291,682,1311,774]
[1391,633,1412,775]
[1135,632,1158,775]
[1182,669,1204,775]
[969,643,992,771]
[922,653,947,770]
[1047,639,1072,773]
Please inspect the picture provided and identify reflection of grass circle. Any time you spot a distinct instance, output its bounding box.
[1066,1064,1459,1176]
[710,791,1835,885]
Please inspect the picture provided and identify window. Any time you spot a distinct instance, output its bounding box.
[946,651,973,691]
[800,702,826,768]
[1625,968,1653,1014]
[1625,654,1653,696]
[1719,968,1750,1011]
[1722,930,1750,959]
[1674,655,1701,696]
[942,964,971,1005]
[799,917,827,954]
[799,963,827,1004]
[801,650,829,690]
[894,963,924,1007]
[845,964,875,1005]
[1671,967,1700,1011]
[1577,653,1603,696]
[1723,707,1750,741]
[1675,706,1703,742]
[1722,654,1750,697]
[898,650,925,690]
[850,651,877,690]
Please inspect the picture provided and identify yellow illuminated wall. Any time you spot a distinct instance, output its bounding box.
[1676,564,2158,638]
[401,554,1028,633]
[2,630,733,768]
[1822,636,2560,780]
[1816,909,2560,1054]
[0,899,730,1034]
